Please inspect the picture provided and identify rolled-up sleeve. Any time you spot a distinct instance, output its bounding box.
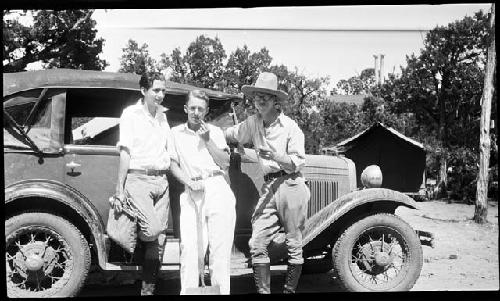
[211,125,230,151]
[224,117,253,145]
[116,109,133,150]
[168,131,180,164]
[286,123,306,173]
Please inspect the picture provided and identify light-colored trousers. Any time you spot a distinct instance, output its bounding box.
[179,175,236,295]
[249,174,310,265]
[125,173,169,260]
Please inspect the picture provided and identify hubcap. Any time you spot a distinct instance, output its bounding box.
[21,242,46,271]
[374,251,391,267]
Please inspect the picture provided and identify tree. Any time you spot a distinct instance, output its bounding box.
[336,68,376,95]
[380,10,491,198]
[118,39,159,76]
[158,47,188,83]
[475,4,496,223]
[183,35,227,89]
[224,45,273,94]
[3,10,107,72]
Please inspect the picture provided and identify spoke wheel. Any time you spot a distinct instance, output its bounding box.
[332,213,423,291]
[6,212,91,297]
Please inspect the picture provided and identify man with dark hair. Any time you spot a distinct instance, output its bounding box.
[225,72,310,294]
[113,73,171,295]
[168,89,236,294]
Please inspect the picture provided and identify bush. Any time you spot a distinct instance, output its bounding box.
[446,147,479,204]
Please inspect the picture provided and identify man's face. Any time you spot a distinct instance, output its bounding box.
[142,80,166,108]
[253,92,277,115]
[184,96,208,125]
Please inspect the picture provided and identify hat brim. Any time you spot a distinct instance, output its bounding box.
[241,85,288,101]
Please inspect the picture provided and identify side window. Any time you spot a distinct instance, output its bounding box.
[65,88,140,146]
[71,117,120,146]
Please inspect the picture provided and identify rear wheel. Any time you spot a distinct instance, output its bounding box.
[332,213,422,291]
[5,212,91,297]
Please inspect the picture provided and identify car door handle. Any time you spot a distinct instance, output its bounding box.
[66,161,81,169]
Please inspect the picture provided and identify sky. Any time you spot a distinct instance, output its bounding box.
[62,5,495,91]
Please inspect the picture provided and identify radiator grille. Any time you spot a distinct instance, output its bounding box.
[307,180,338,218]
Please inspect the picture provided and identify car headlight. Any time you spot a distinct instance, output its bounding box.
[361,165,383,188]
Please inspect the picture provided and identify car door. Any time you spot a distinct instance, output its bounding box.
[62,88,137,226]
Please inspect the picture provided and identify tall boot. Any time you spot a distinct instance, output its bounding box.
[252,263,271,294]
[141,241,160,296]
[283,264,302,294]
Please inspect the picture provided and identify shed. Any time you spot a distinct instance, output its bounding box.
[323,122,426,194]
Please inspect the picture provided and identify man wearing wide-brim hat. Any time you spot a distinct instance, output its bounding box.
[225,72,310,294]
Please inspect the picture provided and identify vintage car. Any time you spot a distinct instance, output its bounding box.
[4,69,433,297]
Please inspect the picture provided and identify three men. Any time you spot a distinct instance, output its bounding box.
[114,74,171,295]
[225,72,311,294]
[168,89,236,295]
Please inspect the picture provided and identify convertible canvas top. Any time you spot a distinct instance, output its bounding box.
[3,69,242,101]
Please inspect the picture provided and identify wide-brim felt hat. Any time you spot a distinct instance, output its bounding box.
[241,72,288,101]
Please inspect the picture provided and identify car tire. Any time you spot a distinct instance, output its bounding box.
[5,212,91,297]
[332,213,423,291]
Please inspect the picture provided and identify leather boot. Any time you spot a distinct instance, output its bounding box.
[141,242,160,296]
[252,263,271,294]
[140,281,156,296]
[283,264,302,294]
[140,258,159,295]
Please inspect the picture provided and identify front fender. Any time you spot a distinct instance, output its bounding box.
[5,179,108,269]
[303,188,417,247]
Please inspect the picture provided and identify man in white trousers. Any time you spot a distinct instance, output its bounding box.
[168,89,236,295]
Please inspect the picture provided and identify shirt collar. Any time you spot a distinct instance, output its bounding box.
[136,98,167,119]
[180,122,199,134]
[257,112,285,127]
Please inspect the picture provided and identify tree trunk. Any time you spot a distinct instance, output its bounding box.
[474,4,495,224]
[438,87,448,199]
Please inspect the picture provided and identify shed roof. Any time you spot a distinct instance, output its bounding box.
[328,122,425,150]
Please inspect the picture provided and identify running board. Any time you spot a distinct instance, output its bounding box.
[105,263,180,271]
[104,263,288,272]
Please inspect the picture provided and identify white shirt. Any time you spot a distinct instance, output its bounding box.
[116,100,172,170]
[225,113,306,174]
[169,123,229,179]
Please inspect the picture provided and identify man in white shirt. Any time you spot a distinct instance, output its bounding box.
[225,72,310,294]
[168,89,236,295]
[114,73,171,295]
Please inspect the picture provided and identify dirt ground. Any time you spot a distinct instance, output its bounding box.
[81,200,499,295]
[396,199,499,291]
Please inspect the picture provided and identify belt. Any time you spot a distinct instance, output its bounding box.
[191,170,225,181]
[128,169,168,176]
[264,170,288,182]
